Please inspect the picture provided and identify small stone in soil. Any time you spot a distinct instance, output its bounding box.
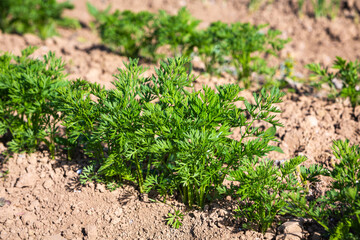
[278,220,303,233]
[15,172,37,188]
[43,179,54,189]
[114,207,123,217]
[276,233,302,240]
[96,184,106,193]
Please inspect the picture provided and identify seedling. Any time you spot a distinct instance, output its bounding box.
[287,140,360,239]
[0,0,79,39]
[226,23,289,88]
[308,57,360,107]
[153,7,201,57]
[0,47,68,157]
[229,156,307,233]
[296,0,341,19]
[166,209,184,229]
[188,21,230,75]
[87,3,155,59]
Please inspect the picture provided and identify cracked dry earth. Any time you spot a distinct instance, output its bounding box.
[1,0,360,239]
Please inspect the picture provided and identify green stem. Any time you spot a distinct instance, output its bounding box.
[188,184,193,208]
[146,153,153,179]
[135,154,144,193]
[182,186,188,205]
[199,186,205,209]
[300,204,330,232]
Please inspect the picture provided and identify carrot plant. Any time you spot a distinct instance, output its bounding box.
[287,140,360,239]
[0,0,79,39]
[68,56,285,209]
[308,57,360,107]
[57,79,107,160]
[226,23,289,88]
[188,21,230,75]
[0,47,68,157]
[229,156,308,233]
[142,68,285,209]
[87,5,289,87]
[87,3,156,59]
[297,0,341,19]
[153,7,201,57]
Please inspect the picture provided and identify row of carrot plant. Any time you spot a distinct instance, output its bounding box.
[0,48,359,238]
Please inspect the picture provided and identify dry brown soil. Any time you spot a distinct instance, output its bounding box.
[1,0,360,239]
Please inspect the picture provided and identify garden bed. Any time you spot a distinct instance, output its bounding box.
[1,0,360,239]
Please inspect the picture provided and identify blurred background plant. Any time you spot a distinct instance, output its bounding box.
[0,0,80,39]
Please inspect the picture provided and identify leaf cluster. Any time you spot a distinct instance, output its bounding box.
[229,156,307,233]
[286,140,360,239]
[166,209,184,229]
[87,3,156,59]
[187,21,230,75]
[88,4,199,61]
[296,0,341,19]
[0,47,68,157]
[0,0,80,39]
[226,23,289,88]
[154,7,201,57]
[3,48,360,236]
[61,56,285,209]
[308,57,360,107]
[87,4,289,88]
[188,22,289,88]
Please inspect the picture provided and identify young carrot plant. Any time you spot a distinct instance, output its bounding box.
[308,57,360,107]
[141,61,285,209]
[0,47,68,157]
[90,58,159,192]
[57,79,107,160]
[226,23,289,88]
[74,56,285,210]
[87,3,156,59]
[87,6,289,84]
[309,0,341,19]
[188,21,230,75]
[287,140,360,239]
[0,0,79,39]
[153,7,201,57]
[166,209,184,229]
[229,156,307,234]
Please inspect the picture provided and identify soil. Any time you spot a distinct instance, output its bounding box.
[1,0,360,239]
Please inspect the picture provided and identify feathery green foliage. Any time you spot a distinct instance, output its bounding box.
[187,21,231,75]
[63,56,285,209]
[229,156,307,233]
[0,47,68,157]
[0,0,79,39]
[287,140,360,239]
[87,3,156,59]
[166,209,184,229]
[153,7,201,57]
[308,57,360,107]
[226,23,289,88]
[87,4,289,88]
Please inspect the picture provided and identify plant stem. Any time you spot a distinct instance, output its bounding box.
[135,153,144,193]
